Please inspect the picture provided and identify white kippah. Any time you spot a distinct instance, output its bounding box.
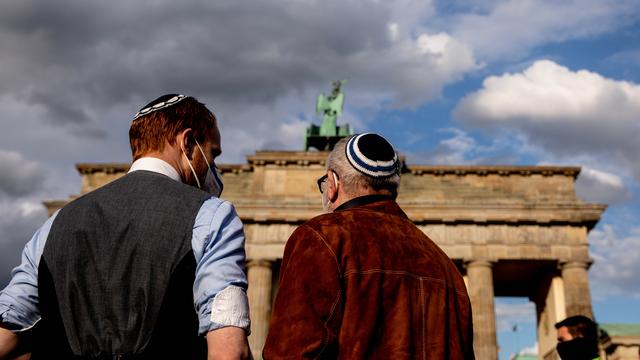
[133,94,187,120]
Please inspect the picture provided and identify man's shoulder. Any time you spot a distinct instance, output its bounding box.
[74,171,205,201]
[301,211,347,233]
[297,208,393,243]
[296,204,434,254]
[59,171,210,219]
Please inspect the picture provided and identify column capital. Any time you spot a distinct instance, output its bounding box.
[247,258,274,268]
[464,259,494,269]
[559,260,592,271]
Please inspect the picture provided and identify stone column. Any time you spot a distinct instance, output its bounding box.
[466,260,498,360]
[247,259,273,360]
[535,275,566,360]
[560,261,593,318]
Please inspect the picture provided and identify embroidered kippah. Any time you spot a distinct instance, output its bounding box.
[133,94,187,120]
[345,133,400,178]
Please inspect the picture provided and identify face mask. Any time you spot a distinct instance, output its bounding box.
[182,140,224,197]
[321,191,330,213]
[556,337,598,360]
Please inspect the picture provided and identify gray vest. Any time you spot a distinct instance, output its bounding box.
[34,170,210,359]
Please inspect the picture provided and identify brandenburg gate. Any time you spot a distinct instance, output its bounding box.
[44,150,605,359]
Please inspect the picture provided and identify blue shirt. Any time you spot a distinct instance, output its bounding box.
[0,158,250,336]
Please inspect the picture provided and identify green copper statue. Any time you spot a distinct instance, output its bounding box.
[305,80,353,151]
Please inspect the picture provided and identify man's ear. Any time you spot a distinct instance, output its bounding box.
[326,169,339,202]
[176,128,194,159]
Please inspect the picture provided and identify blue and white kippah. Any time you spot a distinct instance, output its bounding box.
[133,94,187,120]
[345,133,400,178]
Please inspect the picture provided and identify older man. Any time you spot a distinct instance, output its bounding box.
[263,133,474,359]
[0,95,250,359]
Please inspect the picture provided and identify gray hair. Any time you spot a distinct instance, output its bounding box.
[326,136,401,198]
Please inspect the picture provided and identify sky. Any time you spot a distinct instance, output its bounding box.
[0,0,639,358]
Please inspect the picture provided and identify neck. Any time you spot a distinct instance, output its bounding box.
[331,189,393,211]
[137,150,186,183]
[334,194,394,212]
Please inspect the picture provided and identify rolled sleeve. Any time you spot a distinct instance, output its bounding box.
[0,212,57,332]
[192,198,250,335]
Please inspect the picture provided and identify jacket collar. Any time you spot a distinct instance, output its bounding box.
[335,194,399,213]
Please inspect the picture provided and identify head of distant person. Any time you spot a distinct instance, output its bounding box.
[318,133,401,212]
[555,315,600,360]
[129,94,223,196]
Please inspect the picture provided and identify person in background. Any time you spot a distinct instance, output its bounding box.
[556,315,601,360]
[0,94,251,359]
[263,133,474,359]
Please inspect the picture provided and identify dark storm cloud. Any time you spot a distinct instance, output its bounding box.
[0,0,477,138]
[0,150,45,198]
[0,1,386,105]
[0,201,46,288]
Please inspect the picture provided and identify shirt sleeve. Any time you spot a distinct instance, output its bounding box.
[0,211,58,332]
[262,225,342,359]
[192,198,250,335]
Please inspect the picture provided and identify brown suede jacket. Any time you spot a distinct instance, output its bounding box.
[263,195,474,359]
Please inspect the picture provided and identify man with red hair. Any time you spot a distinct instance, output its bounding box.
[0,94,251,359]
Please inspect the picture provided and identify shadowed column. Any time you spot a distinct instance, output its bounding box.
[247,259,273,360]
[561,261,593,318]
[466,260,498,360]
[535,275,567,360]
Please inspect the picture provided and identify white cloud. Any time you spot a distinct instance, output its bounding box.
[427,128,478,164]
[445,0,640,61]
[538,159,632,204]
[589,224,640,298]
[517,343,538,355]
[456,60,640,123]
[454,60,640,178]
[495,300,536,332]
[575,167,630,204]
[417,127,522,165]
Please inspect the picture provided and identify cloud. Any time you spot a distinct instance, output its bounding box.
[0,0,482,168]
[575,167,630,204]
[605,48,640,78]
[0,200,47,288]
[419,127,521,165]
[606,49,640,68]
[0,150,45,198]
[517,343,538,356]
[0,0,478,127]
[454,60,640,178]
[442,0,640,61]
[495,300,536,332]
[423,128,477,164]
[589,224,640,298]
[0,149,50,288]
